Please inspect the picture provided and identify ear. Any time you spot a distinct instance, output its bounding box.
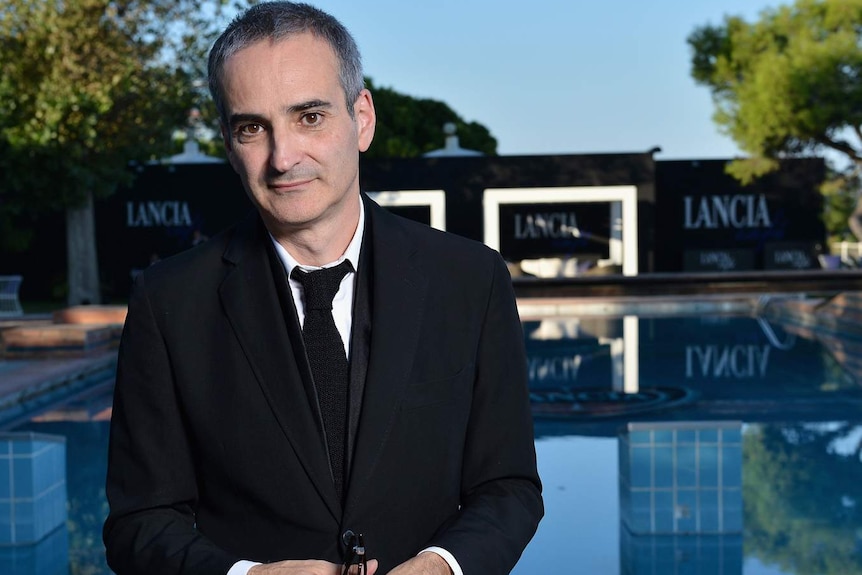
[354,89,376,153]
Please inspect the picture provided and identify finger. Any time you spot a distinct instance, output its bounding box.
[343,558,378,575]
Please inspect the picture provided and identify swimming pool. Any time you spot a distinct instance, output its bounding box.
[3,311,861,574]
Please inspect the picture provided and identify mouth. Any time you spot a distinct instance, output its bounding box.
[268,178,314,192]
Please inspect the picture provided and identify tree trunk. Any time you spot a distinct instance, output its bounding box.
[850,197,862,242]
[847,165,862,241]
[66,190,101,305]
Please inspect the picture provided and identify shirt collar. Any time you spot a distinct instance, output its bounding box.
[270,196,364,276]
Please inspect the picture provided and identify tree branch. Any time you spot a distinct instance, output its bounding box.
[814,135,862,167]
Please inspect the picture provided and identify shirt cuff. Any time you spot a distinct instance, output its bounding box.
[420,547,463,575]
[227,560,261,575]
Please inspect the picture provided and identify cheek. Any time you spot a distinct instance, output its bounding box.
[326,131,361,166]
[228,149,262,180]
[227,152,242,175]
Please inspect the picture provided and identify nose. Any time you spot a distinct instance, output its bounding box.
[269,128,303,173]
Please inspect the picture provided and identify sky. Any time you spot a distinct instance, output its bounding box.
[241,0,783,160]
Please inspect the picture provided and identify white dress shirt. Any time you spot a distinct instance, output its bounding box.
[275,202,364,356]
[228,199,460,575]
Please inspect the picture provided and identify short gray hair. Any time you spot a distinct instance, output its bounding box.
[208,1,365,123]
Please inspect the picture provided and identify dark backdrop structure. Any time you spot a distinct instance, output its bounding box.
[655,159,826,272]
[0,154,825,302]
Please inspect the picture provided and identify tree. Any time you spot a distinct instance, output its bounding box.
[744,422,862,575]
[0,1,494,304]
[364,78,497,158]
[688,0,862,242]
[190,77,499,161]
[0,0,247,304]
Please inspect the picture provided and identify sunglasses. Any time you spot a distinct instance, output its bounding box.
[341,530,367,575]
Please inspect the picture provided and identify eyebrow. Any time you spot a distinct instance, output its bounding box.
[227,113,265,128]
[288,99,332,113]
[228,100,333,128]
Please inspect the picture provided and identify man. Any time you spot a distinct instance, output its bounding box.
[102,2,542,574]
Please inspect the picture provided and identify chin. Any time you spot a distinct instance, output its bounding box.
[262,196,317,221]
[270,208,323,230]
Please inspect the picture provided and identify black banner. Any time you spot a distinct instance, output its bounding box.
[498,202,612,260]
[764,242,819,270]
[96,163,250,299]
[683,249,756,272]
[655,159,825,272]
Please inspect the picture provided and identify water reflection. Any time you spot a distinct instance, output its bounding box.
[0,524,69,575]
[2,314,861,574]
[515,314,862,575]
[619,421,743,575]
[526,315,858,427]
[743,422,862,575]
[0,433,69,575]
[8,384,113,575]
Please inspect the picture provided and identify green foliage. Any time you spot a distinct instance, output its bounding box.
[743,422,862,574]
[689,0,862,167]
[364,78,497,158]
[190,76,499,160]
[167,76,499,161]
[821,169,859,243]
[0,0,496,255]
[688,0,862,240]
[0,0,248,251]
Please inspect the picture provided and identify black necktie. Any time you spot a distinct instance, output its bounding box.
[290,260,353,500]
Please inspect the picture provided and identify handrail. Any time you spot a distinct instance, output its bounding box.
[754,293,799,350]
[756,316,797,351]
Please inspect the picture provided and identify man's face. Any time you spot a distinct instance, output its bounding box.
[219,33,375,238]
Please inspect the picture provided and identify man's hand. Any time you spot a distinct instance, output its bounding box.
[249,559,378,574]
[386,553,452,575]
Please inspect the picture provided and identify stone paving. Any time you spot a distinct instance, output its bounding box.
[0,352,117,412]
[0,307,124,415]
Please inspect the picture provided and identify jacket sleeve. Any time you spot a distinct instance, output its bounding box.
[103,273,239,575]
[430,252,544,574]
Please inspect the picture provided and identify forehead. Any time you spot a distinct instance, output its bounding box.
[221,33,342,108]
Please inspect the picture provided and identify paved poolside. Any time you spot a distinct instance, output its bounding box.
[0,294,758,418]
[0,352,117,414]
[0,290,844,419]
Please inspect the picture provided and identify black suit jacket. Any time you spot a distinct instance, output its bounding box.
[103,195,543,574]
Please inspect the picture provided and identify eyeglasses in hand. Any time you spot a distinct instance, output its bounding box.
[341,530,367,575]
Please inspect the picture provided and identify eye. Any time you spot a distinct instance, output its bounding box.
[239,123,264,136]
[301,112,323,127]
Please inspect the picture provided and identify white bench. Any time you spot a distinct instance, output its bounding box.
[0,275,23,318]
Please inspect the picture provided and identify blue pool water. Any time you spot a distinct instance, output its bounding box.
[3,312,862,574]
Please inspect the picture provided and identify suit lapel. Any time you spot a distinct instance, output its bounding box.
[219,214,341,519]
[346,198,428,509]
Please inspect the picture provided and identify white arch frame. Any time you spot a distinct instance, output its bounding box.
[367,190,446,231]
[483,186,639,276]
